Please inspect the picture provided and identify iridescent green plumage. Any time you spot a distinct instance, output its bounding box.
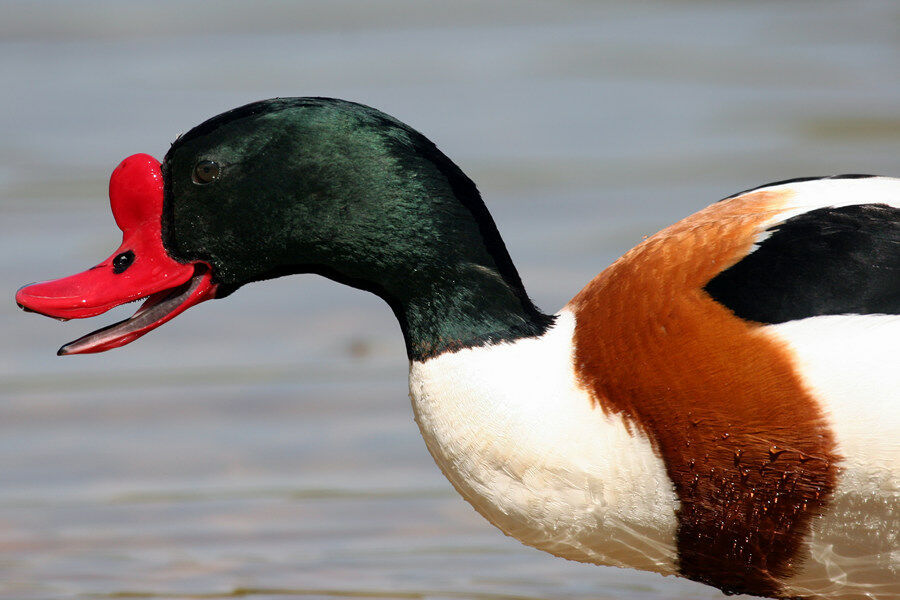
[162,98,553,360]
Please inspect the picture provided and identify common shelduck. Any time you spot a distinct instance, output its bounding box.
[16,98,899,600]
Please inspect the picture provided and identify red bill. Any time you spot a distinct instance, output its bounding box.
[16,154,218,355]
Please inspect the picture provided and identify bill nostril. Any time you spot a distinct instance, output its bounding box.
[112,250,135,274]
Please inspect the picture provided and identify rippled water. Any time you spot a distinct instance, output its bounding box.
[2,1,900,599]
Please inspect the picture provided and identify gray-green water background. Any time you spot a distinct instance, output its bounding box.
[2,1,899,599]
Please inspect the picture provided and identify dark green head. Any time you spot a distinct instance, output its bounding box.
[161,97,553,360]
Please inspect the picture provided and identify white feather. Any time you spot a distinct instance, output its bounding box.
[764,315,900,599]
[408,309,680,575]
[735,176,900,253]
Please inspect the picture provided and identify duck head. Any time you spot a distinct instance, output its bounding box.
[17,98,551,359]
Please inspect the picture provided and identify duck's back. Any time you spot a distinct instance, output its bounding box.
[567,177,899,599]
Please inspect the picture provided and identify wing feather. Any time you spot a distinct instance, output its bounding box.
[705,203,900,323]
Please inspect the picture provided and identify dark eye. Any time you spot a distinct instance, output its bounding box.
[192,160,221,185]
[112,250,135,274]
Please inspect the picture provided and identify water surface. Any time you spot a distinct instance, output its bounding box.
[2,1,900,598]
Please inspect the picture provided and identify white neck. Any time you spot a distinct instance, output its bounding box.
[408,310,680,575]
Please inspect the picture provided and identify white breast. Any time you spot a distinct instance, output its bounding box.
[408,310,680,575]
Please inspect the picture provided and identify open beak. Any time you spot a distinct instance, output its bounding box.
[15,154,218,355]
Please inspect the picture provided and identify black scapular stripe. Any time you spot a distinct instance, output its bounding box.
[705,204,900,323]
